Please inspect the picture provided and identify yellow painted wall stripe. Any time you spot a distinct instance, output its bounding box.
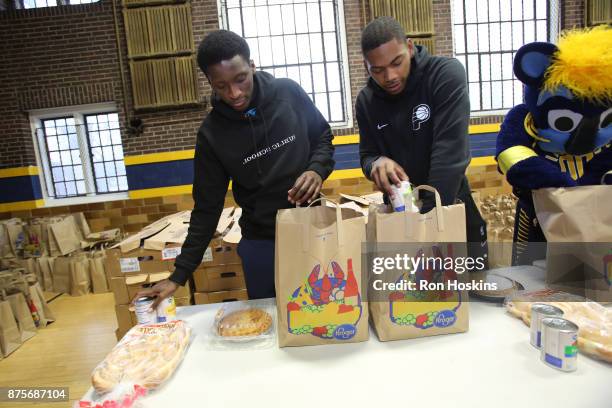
[328,168,365,180]
[0,199,45,212]
[470,156,497,166]
[0,166,39,178]
[469,123,501,134]
[334,134,359,145]
[124,150,195,165]
[128,184,194,199]
[124,126,501,166]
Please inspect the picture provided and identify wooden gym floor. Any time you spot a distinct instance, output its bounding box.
[0,293,117,407]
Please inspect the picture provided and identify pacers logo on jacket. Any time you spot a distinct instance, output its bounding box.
[412,104,431,130]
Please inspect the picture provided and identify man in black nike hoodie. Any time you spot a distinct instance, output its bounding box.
[138,30,334,304]
[357,17,488,265]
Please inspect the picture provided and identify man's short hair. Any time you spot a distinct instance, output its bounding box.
[197,30,250,75]
[361,16,406,54]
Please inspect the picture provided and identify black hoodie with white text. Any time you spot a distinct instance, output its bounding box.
[170,71,334,286]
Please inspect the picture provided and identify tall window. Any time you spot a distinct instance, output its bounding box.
[219,0,351,126]
[16,0,98,9]
[451,0,559,113]
[33,107,128,200]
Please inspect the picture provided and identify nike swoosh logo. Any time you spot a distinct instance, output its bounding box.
[377,123,389,130]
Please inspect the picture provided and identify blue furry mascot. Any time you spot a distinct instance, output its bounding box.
[496,26,612,265]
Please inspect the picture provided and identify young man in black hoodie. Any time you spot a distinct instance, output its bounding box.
[357,17,488,264]
[138,30,334,305]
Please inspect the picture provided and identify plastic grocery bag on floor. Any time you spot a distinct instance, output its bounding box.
[275,198,368,347]
[6,292,36,342]
[0,299,21,356]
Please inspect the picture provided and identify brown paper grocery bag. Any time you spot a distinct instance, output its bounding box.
[70,255,91,296]
[7,292,37,342]
[6,222,25,257]
[52,256,71,294]
[368,185,470,341]
[533,186,612,302]
[276,199,368,347]
[37,257,54,292]
[50,216,81,256]
[89,250,109,294]
[0,299,21,356]
[29,283,55,327]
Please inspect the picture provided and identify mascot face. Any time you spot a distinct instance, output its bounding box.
[514,30,612,155]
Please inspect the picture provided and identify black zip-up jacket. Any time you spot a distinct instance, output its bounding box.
[357,46,472,211]
[170,71,334,286]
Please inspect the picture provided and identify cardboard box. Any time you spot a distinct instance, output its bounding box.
[106,247,173,278]
[202,238,241,266]
[193,263,246,292]
[110,271,191,305]
[115,295,192,338]
[193,289,248,304]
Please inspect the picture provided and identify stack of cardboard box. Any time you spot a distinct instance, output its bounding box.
[193,207,248,304]
[106,212,193,340]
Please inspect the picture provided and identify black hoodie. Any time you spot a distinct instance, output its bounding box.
[357,46,472,210]
[170,72,334,286]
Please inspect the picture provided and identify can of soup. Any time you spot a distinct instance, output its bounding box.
[540,317,578,372]
[156,296,177,322]
[134,296,157,325]
[530,303,563,348]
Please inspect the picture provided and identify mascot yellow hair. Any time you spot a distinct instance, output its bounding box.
[544,25,612,103]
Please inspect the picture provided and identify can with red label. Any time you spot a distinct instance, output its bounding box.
[540,317,578,372]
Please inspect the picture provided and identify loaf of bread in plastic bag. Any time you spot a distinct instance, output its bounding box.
[91,320,191,394]
[505,289,612,363]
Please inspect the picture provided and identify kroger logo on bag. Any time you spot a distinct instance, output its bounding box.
[333,324,357,340]
[434,310,457,328]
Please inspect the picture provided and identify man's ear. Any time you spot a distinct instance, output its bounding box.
[513,42,558,88]
[249,59,256,71]
[405,37,414,57]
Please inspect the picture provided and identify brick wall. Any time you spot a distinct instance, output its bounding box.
[562,0,585,29]
[0,0,219,170]
[0,1,583,169]
[0,167,511,231]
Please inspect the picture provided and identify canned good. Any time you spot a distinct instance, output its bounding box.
[156,296,177,323]
[134,296,157,325]
[390,181,416,212]
[540,317,578,372]
[530,303,563,348]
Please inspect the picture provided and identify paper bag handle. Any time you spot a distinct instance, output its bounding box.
[299,197,344,251]
[601,170,612,185]
[407,185,445,235]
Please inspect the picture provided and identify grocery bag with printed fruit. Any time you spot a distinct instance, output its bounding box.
[275,199,368,347]
[368,185,470,341]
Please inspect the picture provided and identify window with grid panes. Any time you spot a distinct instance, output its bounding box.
[451,0,559,113]
[219,0,351,126]
[16,0,98,9]
[34,110,128,200]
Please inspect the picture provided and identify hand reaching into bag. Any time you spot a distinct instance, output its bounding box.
[288,170,323,205]
[369,156,409,198]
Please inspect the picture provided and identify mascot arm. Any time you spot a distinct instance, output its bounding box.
[496,105,577,189]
